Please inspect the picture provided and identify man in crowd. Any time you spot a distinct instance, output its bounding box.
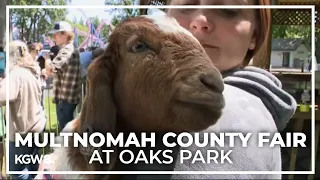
[44,21,81,131]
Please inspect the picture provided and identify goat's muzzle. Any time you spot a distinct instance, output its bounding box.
[177,71,224,109]
[172,69,225,131]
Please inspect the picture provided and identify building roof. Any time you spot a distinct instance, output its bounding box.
[271,38,309,51]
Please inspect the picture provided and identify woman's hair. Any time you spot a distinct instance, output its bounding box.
[139,0,271,66]
[9,41,34,67]
[244,0,271,66]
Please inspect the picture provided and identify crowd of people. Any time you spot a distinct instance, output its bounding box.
[0,20,104,179]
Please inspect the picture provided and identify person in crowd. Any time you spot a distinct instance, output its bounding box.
[36,45,60,108]
[0,47,5,179]
[0,40,46,179]
[80,47,104,78]
[0,46,5,77]
[28,43,42,61]
[79,47,85,52]
[43,21,82,131]
[0,46,5,176]
[79,47,104,96]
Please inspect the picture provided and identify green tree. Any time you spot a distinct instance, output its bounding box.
[272,25,313,49]
[65,19,88,47]
[10,0,69,42]
[105,0,140,22]
[79,16,84,26]
[102,0,140,43]
[72,16,77,24]
[89,16,100,28]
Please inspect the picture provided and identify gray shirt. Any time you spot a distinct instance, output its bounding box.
[121,66,297,180]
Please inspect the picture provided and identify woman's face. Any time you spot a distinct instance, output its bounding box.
[30,46,40,59]
[167,0,258,72]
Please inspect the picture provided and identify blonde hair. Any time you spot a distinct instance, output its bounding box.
[60,31,75,43]
[9,41,36,68]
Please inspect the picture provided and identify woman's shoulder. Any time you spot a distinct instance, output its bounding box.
[222,66,297,132]
[220,84,276,131]
[172,84,281,178]
[10,66,28,77]
[12,66,37,76]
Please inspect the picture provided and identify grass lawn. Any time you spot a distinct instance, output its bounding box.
[43,96,58,134]
[42,96,59,155]
[41,95,81,155]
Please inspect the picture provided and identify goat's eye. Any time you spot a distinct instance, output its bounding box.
[131,41,149,53]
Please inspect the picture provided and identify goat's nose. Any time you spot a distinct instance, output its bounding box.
[199,72,224,94]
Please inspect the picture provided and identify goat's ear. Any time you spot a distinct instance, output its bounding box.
[75,48,118,170]
[80,51,117,133]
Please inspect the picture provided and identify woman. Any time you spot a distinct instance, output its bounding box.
[27,42,42,61]
[0,41,46,179]
[124,0,296,179]
[169,0,296,178]
[36,45,60,108]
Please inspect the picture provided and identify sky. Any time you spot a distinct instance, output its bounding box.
[66,0,112,22]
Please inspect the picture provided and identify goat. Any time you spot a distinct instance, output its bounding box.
[36,13,225,179]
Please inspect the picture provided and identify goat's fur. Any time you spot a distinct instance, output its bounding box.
[38,14,225,179]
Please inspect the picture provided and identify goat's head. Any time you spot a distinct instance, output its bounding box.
[105,15,224,132]
[69,14,225,175]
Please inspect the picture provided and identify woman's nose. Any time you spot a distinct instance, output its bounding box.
[190,14,213,34]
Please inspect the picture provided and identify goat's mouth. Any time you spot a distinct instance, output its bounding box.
[172,72,225,118]
[175,91,225,110]
[172,90,225,131]
[174,79,225,110]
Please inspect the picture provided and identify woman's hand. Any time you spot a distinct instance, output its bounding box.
[41,69,47,79]
[42,52,51,60]
[45,59,54,73]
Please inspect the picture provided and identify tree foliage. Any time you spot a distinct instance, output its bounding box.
[272,25,314,48]
[104,0,140,26]
[10,0,69,42]
[65,19,88,47]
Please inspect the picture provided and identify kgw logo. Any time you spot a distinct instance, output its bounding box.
[15,154,52,164]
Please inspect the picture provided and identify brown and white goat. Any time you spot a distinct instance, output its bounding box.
[37,14,225,179]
